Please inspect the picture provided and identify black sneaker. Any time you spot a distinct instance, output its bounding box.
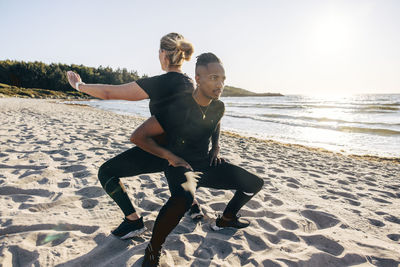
[211,214,250,231]
[142,243,162,267]
[188,203,204,220]
[112,217,146,239]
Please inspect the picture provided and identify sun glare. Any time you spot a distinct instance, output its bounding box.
[312,14,354,54]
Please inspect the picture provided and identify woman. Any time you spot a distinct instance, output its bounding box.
[67,33,220,240]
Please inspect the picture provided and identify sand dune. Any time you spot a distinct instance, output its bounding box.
[0,98,399,267]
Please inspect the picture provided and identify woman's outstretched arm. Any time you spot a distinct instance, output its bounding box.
[67,71,149,101]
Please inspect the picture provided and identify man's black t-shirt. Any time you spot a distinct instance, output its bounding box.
[154,92,225,162]
[136,72,194,115]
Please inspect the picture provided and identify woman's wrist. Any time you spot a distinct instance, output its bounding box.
[75,82,85,91]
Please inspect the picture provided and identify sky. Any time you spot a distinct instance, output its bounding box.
[1,0,399,95]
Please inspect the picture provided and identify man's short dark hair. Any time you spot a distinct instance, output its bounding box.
[195,53,222,71]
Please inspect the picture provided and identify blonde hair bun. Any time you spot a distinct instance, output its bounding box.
[160,33,194,65]
[177,39,194,61]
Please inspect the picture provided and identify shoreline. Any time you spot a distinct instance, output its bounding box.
[58,97,400,164]
[221,131,400,165]
[1,97,399,266]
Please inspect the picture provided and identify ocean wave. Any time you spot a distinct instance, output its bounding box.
[259,114,400,126]
[226,103,399,112]
[361,105,399,111]
[338,126,400,136]
[225,114,400,136]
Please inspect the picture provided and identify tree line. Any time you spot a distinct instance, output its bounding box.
[0,60,145,92]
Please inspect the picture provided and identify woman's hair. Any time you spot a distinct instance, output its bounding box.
[160,33,194,66]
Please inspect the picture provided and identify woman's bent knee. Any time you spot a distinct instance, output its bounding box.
[251,176,264,194]
[98,162,113,185]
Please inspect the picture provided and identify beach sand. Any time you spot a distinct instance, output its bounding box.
[0,97,399,267]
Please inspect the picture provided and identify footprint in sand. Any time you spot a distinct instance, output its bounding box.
[320,195,339,200]
[301,235,344,256]
[140,199,163,211]
[283,177,300,185]
[256,219,278,232]
[265,211,285,219]
[387,234,400,241]
[286,183,299,189]
[58,164,86,173]
[0,186,52,197]
[11,194,32,203]
[309,173,321,178]
[266,233,280,244]
[269,167,284,173]
[365,177,376,182]
[280,218,299,230]
[371,197,392,204]
[0,246,40,266]
[274,230,300,242]
[1,219,12,227]
[300,210,340,230]
[304,205,318,209]
[81,198,99,209]
[254,166,265,174]
[38,178,49,184]
[45,149,70,157]
[344,199,361,206]
[0,223,98,236]
[367,218,385,227]
[315,180,329,185]
[337,180,349,185]
[209,202,226,211]
[281,230,301,242]
[18,170,44,179]
[384,184,400,191]
[246,199,262,209]
[262,259,281,267]
[243,231,269,251]
[153,188,168,195]
[326,189,358,201]
[75,186,105,198]
[370,189,397,198]
[350,209,361,215]
[346,177,358,183]
[264,195,284,206]
[383,215,400,224]
[57,182,70,188]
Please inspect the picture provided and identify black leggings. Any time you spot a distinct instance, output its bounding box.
[97,146,167,216]
[149,160,264,250]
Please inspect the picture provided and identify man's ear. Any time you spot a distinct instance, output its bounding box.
[195,74,200,85]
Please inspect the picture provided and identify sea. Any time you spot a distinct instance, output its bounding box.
[68,94,400,158]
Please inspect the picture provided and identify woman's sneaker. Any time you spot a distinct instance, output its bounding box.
[142,243,162,267]
[112,217,146,240]
[188,203,204,220]
[211,214,250,231]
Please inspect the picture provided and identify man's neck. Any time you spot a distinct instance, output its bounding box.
[193,89,212,106]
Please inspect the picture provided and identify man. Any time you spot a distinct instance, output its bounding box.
[131,53,264,267]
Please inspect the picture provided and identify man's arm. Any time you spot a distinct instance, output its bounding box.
[130,116,193,170]
[211,122,221,150]
[209,122,225,166]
